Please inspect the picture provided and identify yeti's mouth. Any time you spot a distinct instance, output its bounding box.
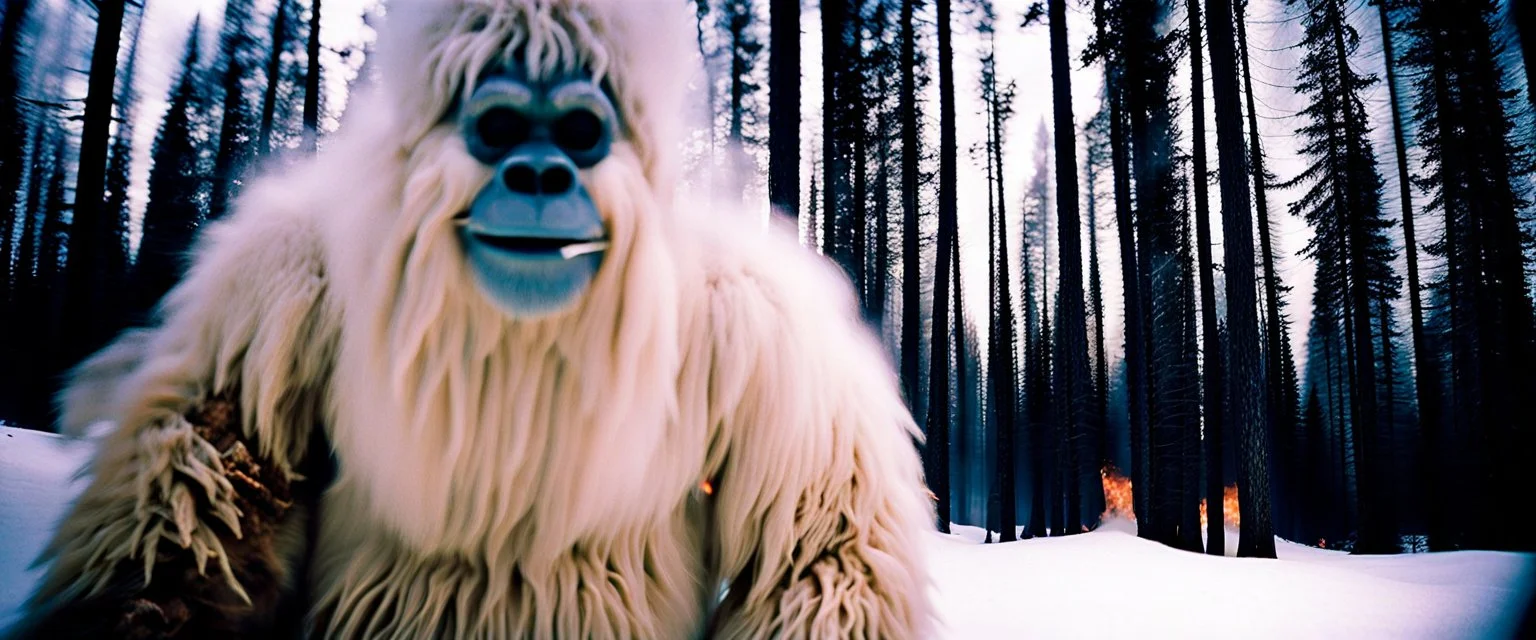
[471,233,609,259]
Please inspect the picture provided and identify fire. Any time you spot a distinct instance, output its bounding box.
[1099,466,1240,528]
[1199,485,1241,529]
[1100,467,1135,520]
[700,479,714,496]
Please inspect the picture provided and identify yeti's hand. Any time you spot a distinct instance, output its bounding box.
[9,182,337,639]
[700,229,934,640]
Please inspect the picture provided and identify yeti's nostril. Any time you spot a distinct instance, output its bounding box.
[540,166,575,195]
[504,165,539,195]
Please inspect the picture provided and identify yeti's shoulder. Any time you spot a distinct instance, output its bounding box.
[672,202,867,349]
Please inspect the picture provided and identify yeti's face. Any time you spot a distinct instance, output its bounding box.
[454,64,620,318]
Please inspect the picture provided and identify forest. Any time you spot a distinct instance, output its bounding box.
[1,0,1533,559]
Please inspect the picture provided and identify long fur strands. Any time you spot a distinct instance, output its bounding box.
[13,1,933,638]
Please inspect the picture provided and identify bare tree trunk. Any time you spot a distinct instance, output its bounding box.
[925,0,957,534]
[820,0,844,265]
[302,0,323,153]
[1187,0,1226,556]
[1207,0,1276,559]
[257,0,292,158]
[62,0,128,375]
[899,0,922,411]
[1376,0,1445,549]
[1048,0,1090,536]
[768,0,799,220]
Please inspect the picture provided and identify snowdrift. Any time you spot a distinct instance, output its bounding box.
[3,425,1532,637]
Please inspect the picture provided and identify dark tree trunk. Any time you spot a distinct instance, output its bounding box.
[257,0,292,158]
[102,8,144,323]
[820,0,845,267]
[768,0,799,220]
[1376,0,1445,550]
[1406,0,1536,552]
[302,0,323,153]
[1095,0,1149,531]
[1049,0,1091,537]
[853,126,869,309]
[62,0,129,372]
[925,0,957,534]
[1085,113,1109,524]
[1122,0,1183,548]
[1186,0,1226,556]
[899,0,922,412]
[0,0,36,298]
[984,54,1019,542]
[1205,0,1276,558]
[1235,0,1294,545]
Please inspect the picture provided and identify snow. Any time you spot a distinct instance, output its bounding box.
[2,425,1532,637]
[931,520,1534,638]
[0,426,96,632]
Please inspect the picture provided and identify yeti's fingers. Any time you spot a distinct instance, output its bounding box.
[10,171,339,640]
[700,224,935,640]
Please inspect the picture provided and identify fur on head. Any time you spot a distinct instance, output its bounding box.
[318,0,703,558]
[375,0,695,190]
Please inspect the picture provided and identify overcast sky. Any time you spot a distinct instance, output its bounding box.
[106,0,1529,377]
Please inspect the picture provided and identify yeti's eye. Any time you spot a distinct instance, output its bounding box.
[553,110,605,154]
[475,107,531,150]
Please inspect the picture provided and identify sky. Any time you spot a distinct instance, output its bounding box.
[101,0,1530,382]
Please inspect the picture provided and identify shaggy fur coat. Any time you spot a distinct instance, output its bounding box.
[10,1,934,637]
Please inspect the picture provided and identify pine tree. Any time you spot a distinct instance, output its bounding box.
[61,0,129,372]
[102,6,146,325]
[1022,126,1050,539]
[1120,0,1191,549]
[1185,0,1227,555]
[1088,0,1151,528]
[979,10,1020,541]
[257,0,296,158]
[721,0,763,200]
[1083,106,1111,523]
[925,0,958,534]
[1205,0,1276,558]
[208,0,262,220]
[1234,0,1299,544]
[136,20,208,316]
[1375,0,1444,550]
[1046,0,1094,537]
[1402,0,1536,552]
[1282,0,1402,554]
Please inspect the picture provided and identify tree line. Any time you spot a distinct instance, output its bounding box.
[3,0,1534,556]
[1,0,346,428]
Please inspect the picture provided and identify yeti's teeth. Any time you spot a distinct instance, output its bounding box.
[560,241,609,259]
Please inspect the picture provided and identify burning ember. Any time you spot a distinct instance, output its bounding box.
[1099,466,1240,528]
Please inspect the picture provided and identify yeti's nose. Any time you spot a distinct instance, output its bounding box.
[501,143,579,197]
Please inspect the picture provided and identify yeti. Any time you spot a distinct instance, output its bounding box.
[10,1,934,637]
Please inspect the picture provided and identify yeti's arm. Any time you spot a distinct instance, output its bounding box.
[11,182,338,639]
[701,229,934,639]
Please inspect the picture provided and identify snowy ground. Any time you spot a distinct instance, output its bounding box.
[3,425,1533,637]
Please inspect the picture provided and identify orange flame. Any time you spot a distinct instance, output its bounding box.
[1199,485,1241,529]
[1099,466,1240,528]
[700,480,714,496]
[1100,467,1135,521]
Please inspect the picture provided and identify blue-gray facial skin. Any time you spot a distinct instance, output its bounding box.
[456,67,618,317]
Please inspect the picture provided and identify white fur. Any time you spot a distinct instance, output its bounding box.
[26,1,933,637]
